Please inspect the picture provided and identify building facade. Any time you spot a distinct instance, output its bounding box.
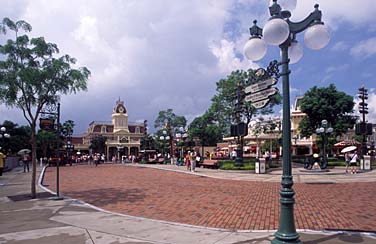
[72,99,145,160]
[223,96,315,157]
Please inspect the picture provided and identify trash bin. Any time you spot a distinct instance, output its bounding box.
[362,155,371,170]
[255,158,266,174]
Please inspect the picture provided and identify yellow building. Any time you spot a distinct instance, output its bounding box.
[72,99,145,159]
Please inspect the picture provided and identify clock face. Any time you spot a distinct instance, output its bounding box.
[118,107,124,113]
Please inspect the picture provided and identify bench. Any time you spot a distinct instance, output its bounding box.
[200,159,219,168]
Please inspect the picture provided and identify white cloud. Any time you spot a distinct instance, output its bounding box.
[1,0,376,135]
[0,0,239,133]
[331,41,348,52]
[325,64,350,74]
[365,91,376,123]
[291,0,376,29]
[350,37,376,58]
[209,39,257,74]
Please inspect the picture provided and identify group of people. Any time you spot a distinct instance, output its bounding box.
[184,151,200,172]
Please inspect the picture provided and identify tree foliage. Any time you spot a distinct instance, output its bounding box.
[195,69,281,138]
[298,84,356,137]
[36,129,59,158]
[188,113,222,147]
[61,120,75,138]
[89,135,107,154]
[0,120,31,154]
[154,108,187,134]
[0,18,90,198]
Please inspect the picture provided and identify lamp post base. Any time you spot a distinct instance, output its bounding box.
[52,195,64,201]
[234,147,244,167]
[234,157,243,167]
[272,234,301,244]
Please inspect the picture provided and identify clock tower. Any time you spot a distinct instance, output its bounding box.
[112,98,129,133]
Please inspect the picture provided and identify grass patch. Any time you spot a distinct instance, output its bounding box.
[219,161,255,170]
[328,161,346,167]
[218,158,281,170]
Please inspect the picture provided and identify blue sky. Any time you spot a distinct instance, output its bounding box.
[0,0,375,135]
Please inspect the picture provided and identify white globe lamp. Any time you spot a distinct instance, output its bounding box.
[304,24,330,50]
[262,18,290,46]
[288,40,303,64]
[244,38,267,61]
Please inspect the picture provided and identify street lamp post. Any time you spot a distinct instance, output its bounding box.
[0,127,11,151]
[176,127,188,161]
[292,135,298,155]
[117,145,123,163]
[315,119,333,169]
[159,130,170,163]
[64,141,74,165]
[244,1,330,243]
[40,102,63,200]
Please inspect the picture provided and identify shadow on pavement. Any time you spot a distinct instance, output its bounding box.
[63,187,146,207]
[301,233,367,244]
[7,192,55,201]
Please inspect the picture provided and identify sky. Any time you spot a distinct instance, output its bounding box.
[1,0,376,135]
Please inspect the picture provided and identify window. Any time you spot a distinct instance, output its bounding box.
[135,126,140,133]
[101,126,107,133]
[120,137,129,143]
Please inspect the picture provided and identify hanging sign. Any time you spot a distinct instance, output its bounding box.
[245,87,278,103]
[245,77,278,94]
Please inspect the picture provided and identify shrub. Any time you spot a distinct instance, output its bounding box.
[328,161,346,166]
[219,161,255,170]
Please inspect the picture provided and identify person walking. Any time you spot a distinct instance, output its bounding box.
[185,152,191,171]
[349,151,358,174]
[344,152,350,173]
[94,154,99,167]
[22,153,30,172]
[0,151,6,176]
[193,153,200,172]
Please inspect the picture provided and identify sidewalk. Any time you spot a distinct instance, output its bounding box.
[0,165,375,244]
[127,163,376,183]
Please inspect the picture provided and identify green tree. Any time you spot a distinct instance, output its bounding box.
[36,129,59,158]
[154,109,187,134]
[189,113,222,155]
[0,120,31,154]
[61,120,75,138]
[0,18,90,198]
[298,84,356,138]
[89,135,107,154]
[208,70,281,136]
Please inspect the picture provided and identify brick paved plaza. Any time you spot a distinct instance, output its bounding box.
[42,164,376,232]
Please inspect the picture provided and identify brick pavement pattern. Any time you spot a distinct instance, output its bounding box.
[42,164,376,231]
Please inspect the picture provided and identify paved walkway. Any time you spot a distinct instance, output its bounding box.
[0,164,375,243]
[125,163,376,183]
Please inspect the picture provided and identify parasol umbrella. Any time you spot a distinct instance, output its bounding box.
[341,146,357,153]
[17,149,31,155]
[334,140,360,147]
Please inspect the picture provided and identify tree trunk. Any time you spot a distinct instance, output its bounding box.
[31,122,37,199]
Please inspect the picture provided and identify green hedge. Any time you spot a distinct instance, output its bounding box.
[219,161,255,170]
[328,161,346,166]
[218,159,281,170]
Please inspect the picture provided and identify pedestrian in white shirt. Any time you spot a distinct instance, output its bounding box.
[349,151,358,174]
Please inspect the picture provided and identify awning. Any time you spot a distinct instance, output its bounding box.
[334,140,360,147]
